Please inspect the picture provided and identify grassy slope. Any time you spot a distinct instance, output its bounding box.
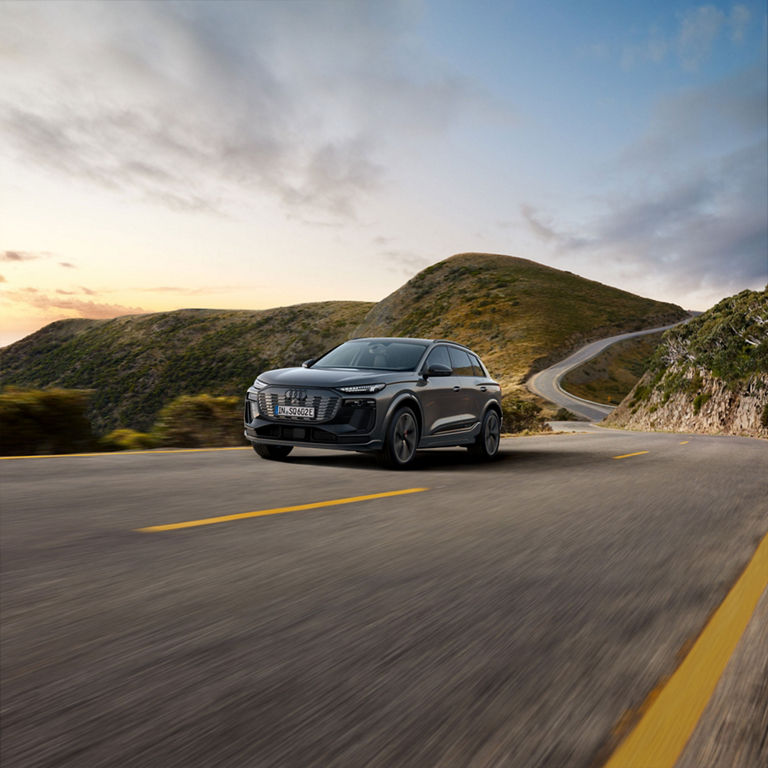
[1,252,690,434]
[0,302,373,433]
[607,287,768,432]
[560,332,664,405]
[354,253,687,390]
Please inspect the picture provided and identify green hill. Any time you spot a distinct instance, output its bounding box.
[0,252,689,434]
[0,302,372,433]
[354,253,687,388]
[607,288,768,437]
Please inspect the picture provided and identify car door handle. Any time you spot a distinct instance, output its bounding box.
[453,385,461,391]
[477,385,487,392]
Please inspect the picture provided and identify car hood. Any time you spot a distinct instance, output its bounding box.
[256,367,413,388]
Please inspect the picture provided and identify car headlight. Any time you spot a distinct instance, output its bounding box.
[338,383,386,394]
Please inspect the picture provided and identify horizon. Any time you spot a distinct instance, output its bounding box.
[1,0,767,347]
[0,250,729,350]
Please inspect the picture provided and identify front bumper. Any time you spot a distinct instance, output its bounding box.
[244,389,383,451]
[243,420,383,452]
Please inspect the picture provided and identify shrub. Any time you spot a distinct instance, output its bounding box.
[554,407,581,421]
[99,428,157,451]
[152,394,246,448]
[501,395,545,433]
[0,387,96,455]
[693,392,712,414]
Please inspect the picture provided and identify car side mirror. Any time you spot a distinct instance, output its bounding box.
[424,363,452,378]
[302,358,317,368]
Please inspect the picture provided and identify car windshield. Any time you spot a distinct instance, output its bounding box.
[313,340,429,371]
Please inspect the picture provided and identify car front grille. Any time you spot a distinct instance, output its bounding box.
[257,389,340,423]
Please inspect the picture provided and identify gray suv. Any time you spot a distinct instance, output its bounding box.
[244,337,502,468]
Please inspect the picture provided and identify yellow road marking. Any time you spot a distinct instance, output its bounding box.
[680,440,689,445]
[604,531,768,768]
[0,446,252,461]
[136,488,429,532]
[612,451,650,460]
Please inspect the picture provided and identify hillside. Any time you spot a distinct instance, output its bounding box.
[354,253,688,389]
[0,302,372,433]
[607,288,768,438]
[1,253,689,434]
[560,332,664,405]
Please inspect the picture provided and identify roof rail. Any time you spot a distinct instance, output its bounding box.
[432,339,471,350]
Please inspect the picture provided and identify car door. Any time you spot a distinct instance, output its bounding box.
[467,351,495,416]
[445,347,479,427]
[419,345,466,436]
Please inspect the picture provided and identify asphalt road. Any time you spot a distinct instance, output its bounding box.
[2,431,767,768]
[526,323,683,421]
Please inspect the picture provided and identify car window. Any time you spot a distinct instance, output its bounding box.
[424,345,451,371]
[314,340,428,371]
[448,347,474,376]
[468,353,484,377]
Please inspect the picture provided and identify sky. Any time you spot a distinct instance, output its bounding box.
[1,0,766,347]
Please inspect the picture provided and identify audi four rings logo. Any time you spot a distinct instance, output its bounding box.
[285,389,308,402]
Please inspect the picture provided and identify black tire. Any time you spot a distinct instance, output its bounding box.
[253,443,293,460]
[468,409,501,460]
[379,406,419,469]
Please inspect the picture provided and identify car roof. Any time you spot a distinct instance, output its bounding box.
[348,336,475,351]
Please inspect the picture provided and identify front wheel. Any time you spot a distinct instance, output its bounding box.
[468,409,501,460]
[253,443,293,461]
[379,406,419,469]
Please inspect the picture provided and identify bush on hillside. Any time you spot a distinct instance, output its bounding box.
[501,395,547,433]
[554,407,583,421]
[152,394,246,448]
[99,428,158,451]
[0,387,96,456]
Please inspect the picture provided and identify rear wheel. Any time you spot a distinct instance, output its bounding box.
[468,409,501,460]
[379,406,419,469]
[253,443,293,461]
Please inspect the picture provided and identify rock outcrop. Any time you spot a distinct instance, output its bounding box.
[606,287,768,439]
[609,368,768,438]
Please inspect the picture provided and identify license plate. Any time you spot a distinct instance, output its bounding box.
[275,404,315,418]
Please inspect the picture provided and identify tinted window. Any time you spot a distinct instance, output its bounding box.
[424,345,451,370]
[468,353,484,377]
[448,347,474,376]
[314,340,428,371]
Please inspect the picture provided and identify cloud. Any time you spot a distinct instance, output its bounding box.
[524,140,767,300]
[678,5,726,70]
[0,274,6,283]
[2,288,145,319]
[621,28,669,69]
[523,63,767,305]
[1,250,42,262]
[620,4,754,71]
[728,4,752,41]
[380,249,432,276]
[59,261,76,268]
[0,1,488,221]
[134,285,236,295]
[520,205,591,250]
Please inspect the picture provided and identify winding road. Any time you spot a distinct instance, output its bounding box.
[2,425,766,767]
[526,322,685,421]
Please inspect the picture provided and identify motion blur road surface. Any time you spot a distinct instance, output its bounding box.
[526,323,682,421]
[2,430,766,767]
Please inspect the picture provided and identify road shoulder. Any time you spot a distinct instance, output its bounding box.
[676,584,768,767]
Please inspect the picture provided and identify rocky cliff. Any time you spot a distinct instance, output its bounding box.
[608,288,768,438]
